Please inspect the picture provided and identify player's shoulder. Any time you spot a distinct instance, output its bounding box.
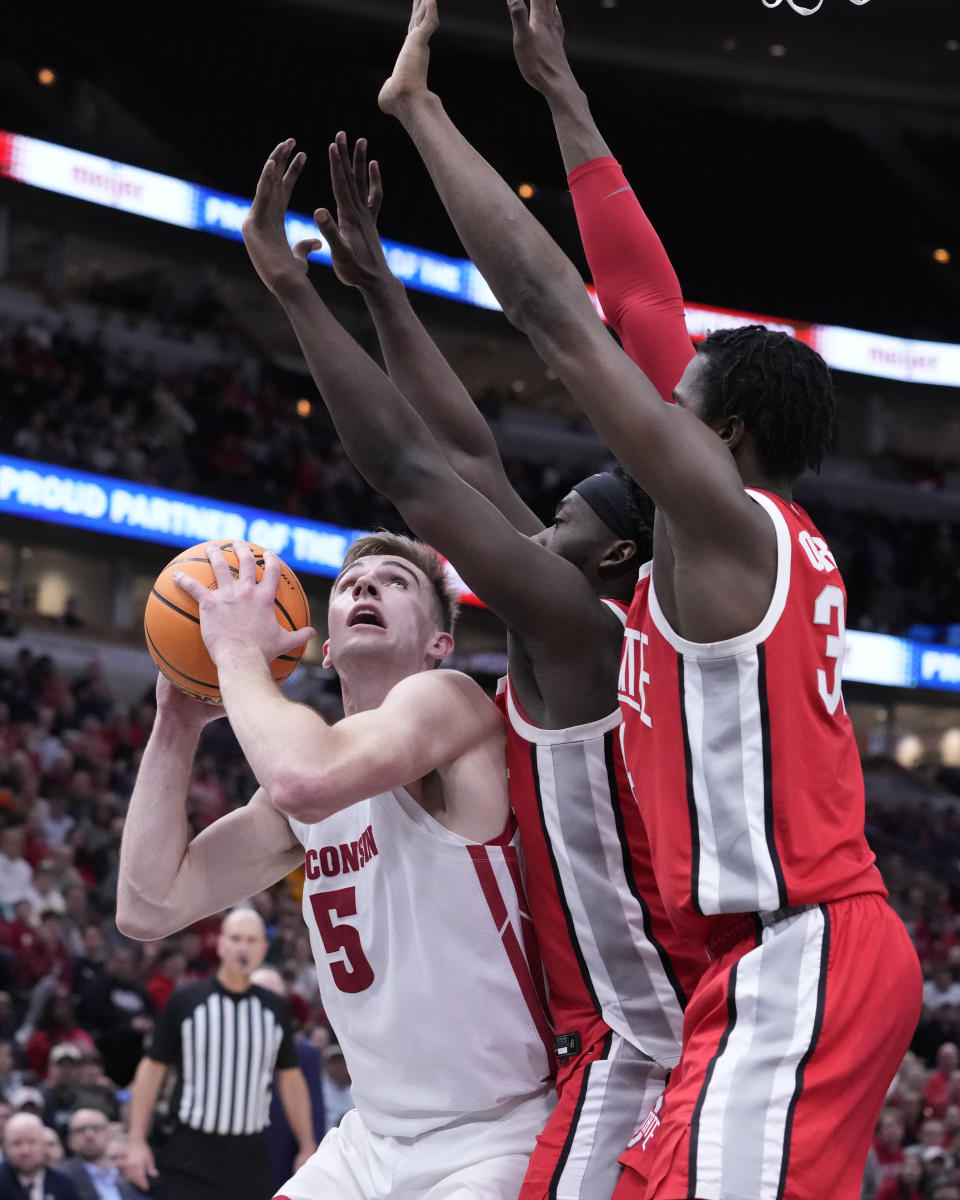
[388,668,499,715]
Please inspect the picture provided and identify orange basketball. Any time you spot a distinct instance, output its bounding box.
[144,541,311,703]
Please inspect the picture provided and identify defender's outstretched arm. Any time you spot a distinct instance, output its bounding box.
[239,140,616,713]
[321,133,541,535]
[378,0,765,572]
[507,0,694,399]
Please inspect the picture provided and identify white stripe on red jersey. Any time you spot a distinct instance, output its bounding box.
[618,489,885,938]
[497,673,706,1069]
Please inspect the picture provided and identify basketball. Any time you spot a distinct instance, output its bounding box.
[144,541,311,703]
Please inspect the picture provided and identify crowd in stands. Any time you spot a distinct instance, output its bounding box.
[6,309,960,640]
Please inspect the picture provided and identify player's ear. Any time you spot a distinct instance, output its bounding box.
[428,631,454,665]
[322,638,333,668]
[716,413,745,451]
[600,538,637,570]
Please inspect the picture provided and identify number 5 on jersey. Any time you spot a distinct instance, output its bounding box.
[309,887,375,993]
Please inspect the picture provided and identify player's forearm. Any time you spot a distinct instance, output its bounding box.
[127,1058,166,1143]
[360,278,543,534]
[362,277,499,469]
[542,80,613,175]
[116,717,201,939]
[277,1070,317,1154]
[387,91,599,341]
[273,276,448,505]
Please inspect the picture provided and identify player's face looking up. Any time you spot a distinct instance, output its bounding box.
[326,555,452,671]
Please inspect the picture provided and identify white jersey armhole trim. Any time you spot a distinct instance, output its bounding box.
[647,489,792,660]
[390,786,502,848]
[503,673,621,746]
[286,814,309,847]
[601,597,628,626]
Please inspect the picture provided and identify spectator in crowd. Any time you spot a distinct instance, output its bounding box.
[0,1041,25,1104]
[250,965,325,1195]
[42,1125,65,1168]
[927,1044,960,1118]
[7,1087,44,1118]
[60,1108,141,1200]
[0,828,33,913]
[24,865,65,918]
[0,996,15,1043]
[0,1111,79,1199]
[874,1110,907,1186]
[77,946,154,1087]
[42,796,74,851]
[924,966,960,1014]
[18,912,73,994]
[24,996,94,1080]
[920,1144,952,1187]
[39,1045,84,1145]
[71,925,107,998]
[875,1151,925,1200]
[73,1052,119,1123]
[60,886,92,959]
[143,946,185,1014]
[916,1117,948,1152]
[320,1045,353,1130]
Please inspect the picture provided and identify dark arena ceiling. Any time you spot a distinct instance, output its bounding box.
[2,0,960,339]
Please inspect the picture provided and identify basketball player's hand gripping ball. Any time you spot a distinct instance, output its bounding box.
[145,541,313,702]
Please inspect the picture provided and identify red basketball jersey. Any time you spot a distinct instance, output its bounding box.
[497,667,707,1071]
[618,490,885,940]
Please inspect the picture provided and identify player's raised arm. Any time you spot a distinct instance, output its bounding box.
[378,1,770,586]
[507,0,694,400]
[116,678,305,940]
[172,545,501,826]
[239,140,623,688]
[322,133,542,536]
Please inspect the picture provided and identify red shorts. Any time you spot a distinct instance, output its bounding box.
[520,1030,669,1200]
[615,894,921,1200]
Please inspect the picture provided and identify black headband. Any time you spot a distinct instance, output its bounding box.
[572,473,636,543]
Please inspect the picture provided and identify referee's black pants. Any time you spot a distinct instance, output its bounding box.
[152,1125,272,1200]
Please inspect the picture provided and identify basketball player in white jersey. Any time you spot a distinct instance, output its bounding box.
[117,534,555,1200]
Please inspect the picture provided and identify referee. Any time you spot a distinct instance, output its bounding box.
[123,909,316,1200]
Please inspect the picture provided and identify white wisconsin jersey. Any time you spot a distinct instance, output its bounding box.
[288,788,554,1137]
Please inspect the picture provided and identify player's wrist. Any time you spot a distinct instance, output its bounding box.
[360,272,406,307]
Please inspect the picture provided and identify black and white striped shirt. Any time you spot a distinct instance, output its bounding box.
[149,978,297,1136]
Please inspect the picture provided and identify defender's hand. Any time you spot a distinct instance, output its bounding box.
[378,0,440,116]
[507,0,574,97]
[313,133,392,293]
[242,140,323,294]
